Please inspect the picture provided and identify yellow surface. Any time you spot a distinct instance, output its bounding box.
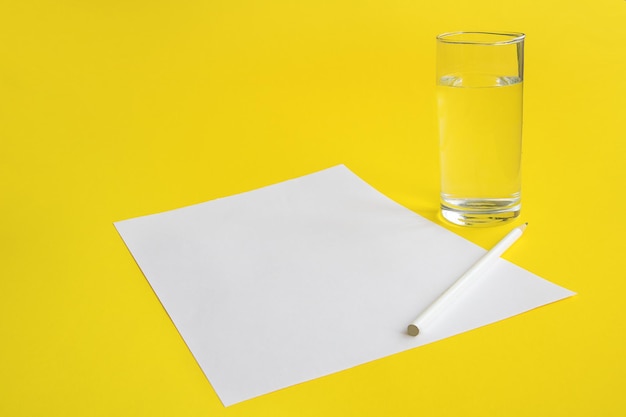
[1,0,624,415]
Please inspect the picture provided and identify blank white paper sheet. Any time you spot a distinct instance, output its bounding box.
[114,165,574,406]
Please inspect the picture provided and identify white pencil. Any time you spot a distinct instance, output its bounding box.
[407,223,528,336]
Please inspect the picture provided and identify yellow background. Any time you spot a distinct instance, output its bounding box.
[1,0,624,415]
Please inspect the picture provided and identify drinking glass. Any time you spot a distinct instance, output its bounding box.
[437,31,525,226]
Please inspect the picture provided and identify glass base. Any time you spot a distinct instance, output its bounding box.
[441,196,520,227]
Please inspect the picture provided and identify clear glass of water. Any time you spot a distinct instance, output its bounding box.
[437,32,525,226]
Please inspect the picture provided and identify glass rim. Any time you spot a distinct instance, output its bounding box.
[437,31,525,45]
